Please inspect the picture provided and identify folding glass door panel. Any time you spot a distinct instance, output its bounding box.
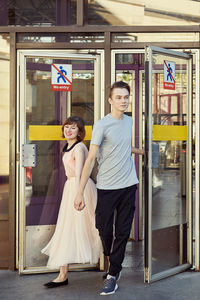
[144,46,193,282]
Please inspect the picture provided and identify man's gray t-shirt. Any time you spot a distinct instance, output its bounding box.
[91,114,139,190]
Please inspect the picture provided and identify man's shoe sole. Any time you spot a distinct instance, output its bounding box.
[100,283,118,296]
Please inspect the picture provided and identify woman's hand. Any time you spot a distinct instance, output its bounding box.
[74,193,85,211]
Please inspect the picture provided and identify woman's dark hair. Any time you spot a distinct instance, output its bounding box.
[109,81,130,98]
[61,116,85,141]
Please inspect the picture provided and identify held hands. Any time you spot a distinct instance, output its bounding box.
[74,192,85,211]
[132,147,145,155]
[139,149,145,155]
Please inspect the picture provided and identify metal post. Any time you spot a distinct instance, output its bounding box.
[9,31,16,270]
[77,0,85,26]
[105,31,111,115]
[187,56,193,265]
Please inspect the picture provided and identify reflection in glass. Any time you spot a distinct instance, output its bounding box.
[112,33,199,44]
[151,54,188,275]
[0,34,10,218]
[24,56,95,268]
[3,0,76,26]
[17,33,104,44]
[115,53,145,117]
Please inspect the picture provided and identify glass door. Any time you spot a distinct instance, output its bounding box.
[17,50,104,274]
[111,50,145,242]
[144,46,193,282]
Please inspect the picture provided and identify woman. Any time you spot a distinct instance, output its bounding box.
[42,116,102,288]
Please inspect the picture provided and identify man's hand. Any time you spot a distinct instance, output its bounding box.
[74,193,85,211]
[138,148,145,155]
[131,147,145,155]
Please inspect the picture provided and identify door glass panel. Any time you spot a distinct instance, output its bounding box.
[150,52,191,276]
[112,52,145,243]
[24,56,95,269]
[113,53,144,241]
[0,34,10,219]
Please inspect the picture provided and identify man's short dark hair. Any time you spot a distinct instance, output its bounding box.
[109,81,130,98]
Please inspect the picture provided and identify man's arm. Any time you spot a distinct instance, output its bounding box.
[74,144,99,211]
[131,147,144,155]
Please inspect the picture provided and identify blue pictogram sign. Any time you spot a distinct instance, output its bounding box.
[57,66,67,83]
[164,60,175,90]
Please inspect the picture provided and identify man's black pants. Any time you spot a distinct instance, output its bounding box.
[95,184,137,276]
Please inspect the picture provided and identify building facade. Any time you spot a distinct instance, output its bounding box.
[0,0,200,283]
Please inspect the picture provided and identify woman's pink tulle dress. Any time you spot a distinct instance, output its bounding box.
[42,142,102,269]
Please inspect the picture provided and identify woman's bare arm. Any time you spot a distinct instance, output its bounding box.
[74,144,99,211]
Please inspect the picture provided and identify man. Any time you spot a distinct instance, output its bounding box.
[74,81,144,295]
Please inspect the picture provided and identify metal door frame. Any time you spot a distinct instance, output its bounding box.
[195,50,200,271]
[16,49,104,274]
[144,46,193,283]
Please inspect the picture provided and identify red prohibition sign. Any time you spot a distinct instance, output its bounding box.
[52,64,72,85]
[164,60,175,83]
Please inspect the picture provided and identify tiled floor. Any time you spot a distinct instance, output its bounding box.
[0,238,199,300]
[1,167,198,299]
[1,261,200,300]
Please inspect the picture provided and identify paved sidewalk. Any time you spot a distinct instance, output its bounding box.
[1,268,200,300]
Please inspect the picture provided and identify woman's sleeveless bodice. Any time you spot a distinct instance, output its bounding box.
[62,142,87,178]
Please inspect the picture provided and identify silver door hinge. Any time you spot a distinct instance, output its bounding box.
[16,152,20,162]
[144,267,150,283]
[145,47,150,62]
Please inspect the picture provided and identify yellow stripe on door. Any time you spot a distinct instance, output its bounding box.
[29,124,187,141]
[153,125,187,141]
[29,125,92,141]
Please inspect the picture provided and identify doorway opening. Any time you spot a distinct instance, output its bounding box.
[17,47,196,282]
[112,48,195,282]
[17,49,104,274]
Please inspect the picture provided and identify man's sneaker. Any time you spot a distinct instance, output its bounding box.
[100,276,118,296]
[102,271,121,281]
[102,272,108,280]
